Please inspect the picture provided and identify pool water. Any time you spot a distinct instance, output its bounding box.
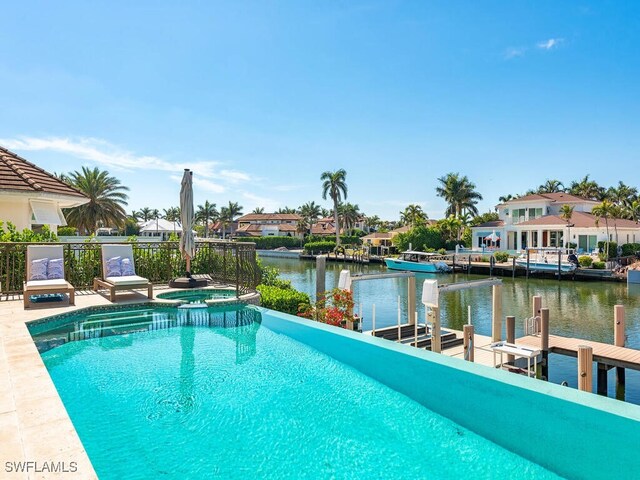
[156,288,236,304]
[38,306,559,479]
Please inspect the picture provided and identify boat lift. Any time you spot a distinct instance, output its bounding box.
[338,270,503,353]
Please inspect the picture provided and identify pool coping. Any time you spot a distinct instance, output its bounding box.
[0,286,258,479]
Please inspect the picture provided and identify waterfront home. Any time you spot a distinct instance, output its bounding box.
[471,192,640,252]
[138,218,185,241]
[0,146,89,232]
[236,213,303,238]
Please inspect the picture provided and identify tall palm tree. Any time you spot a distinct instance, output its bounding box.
[321,169,348,245]
[435,172,483,217]
[64,166,129,234]
[365,214,381,232]
[162,207,181,222]
[252,207,265,214]
[498,194,515,203]
[195,201,217,239]
[625,200,640,223]
[607,181,638,208]
[296,218,309,238]
[538,179,565,193]
[400,204,427,228]
[559,204,574,249]
[592,200,615,258]
[219,201,243,239]
[276,207,297,214]
[137,207,153,221]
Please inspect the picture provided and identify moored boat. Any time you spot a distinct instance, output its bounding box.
[384,251,452,273]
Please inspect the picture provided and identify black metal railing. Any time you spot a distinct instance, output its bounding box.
[0,240,260,296]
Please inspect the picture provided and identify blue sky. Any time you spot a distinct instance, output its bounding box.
[1,1,639,219]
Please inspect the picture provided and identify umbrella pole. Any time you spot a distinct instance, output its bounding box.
[186,255,191,277]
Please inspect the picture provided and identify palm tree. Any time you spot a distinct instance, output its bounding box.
[321,169,348,245]
[592,200,615,258]
[252,207,265,214]
[625,200,640,223]
[276,207,297,214]
[64,166,129,234]
[296,218,309,238]
[538,179,565,193]
[559,204,574,249]
[498,194,515,203]
[568,175,605,200]
[338,203,360,231]
[195,201,217,239]
[137,207,153,221]
[162,207,181,222]
[219,201,243,239]
[439,215,462,241]
[298,201,322,233]
[400,204,427,228]
[365,214,381,232]
[607,181,638,208]
[435,172,483,217]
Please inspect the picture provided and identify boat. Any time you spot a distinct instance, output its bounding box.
[515,250,578,273]
[384,251,452,273]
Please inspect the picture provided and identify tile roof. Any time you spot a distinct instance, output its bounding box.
[237,213,302,222]
[500,192,596,205]
[472,220,505,228]
[0,146,87,198]
[362,232,392,239]
[515,211,640,229]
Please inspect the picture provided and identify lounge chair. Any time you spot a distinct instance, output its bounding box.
[93,244,153,301]
[23,245,75,309]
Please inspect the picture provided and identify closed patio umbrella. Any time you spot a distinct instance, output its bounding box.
[484,231,500,246]
[179,169,196,276]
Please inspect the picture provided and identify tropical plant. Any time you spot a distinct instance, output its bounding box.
[435,172,483,217]
[195,201,218,239]
[592,199,615,258]
[296,218,309,237]
[607,181,638,207]
[338,202,360,230]
[64,166,129,234]
[537,179,565,193]
[559,204,574,248]
[276,207,297,214]
[162,207,181,222]
[400,204,427,228]
[252,207,265,214]
[321,169,348,245]
[568,175,605,200]
[498,194,515,203]
[364,214,381,232]
[625,200,640,223]
[438,215,463,241]
[298,201,322,232]
[219,201,243,239]
[137,207,154,221]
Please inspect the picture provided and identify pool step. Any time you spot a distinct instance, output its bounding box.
[81,313,155,327]
[85,309,155,320]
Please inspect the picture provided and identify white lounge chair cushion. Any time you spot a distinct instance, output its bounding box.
[47,258,65,280]
[121,257,135,276]
[25,279,71,290]
[105,275,149,286]
[30,258,49,281]
[105,256,122,277]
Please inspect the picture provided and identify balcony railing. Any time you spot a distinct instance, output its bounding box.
[0,240,260,296]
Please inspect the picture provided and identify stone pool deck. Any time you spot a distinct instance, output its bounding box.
[0,285,252,479]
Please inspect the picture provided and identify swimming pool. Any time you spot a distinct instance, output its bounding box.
[31,304,640,479]
[156,288,237,304]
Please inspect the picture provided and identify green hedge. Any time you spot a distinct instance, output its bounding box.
[494,251,510,263]
[597,241,618,259]
[393,226,444,252]
[303,241,336,254]
[621,243,640,257]
[247,236,303,249]
[578,255,593,268]
[306,235,362,245]
[257,284,310,315]
[592,261,606,270]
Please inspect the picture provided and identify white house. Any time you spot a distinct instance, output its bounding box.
[472,192,640,253]
[139,218,186,241]
[235,213,303,239]
[0,146,89,232]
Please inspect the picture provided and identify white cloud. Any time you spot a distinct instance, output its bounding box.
[169,174,226,194]
[241,191,281,213]
[537,38,563,50]
[504,47,526,59]
[0,136,252,185]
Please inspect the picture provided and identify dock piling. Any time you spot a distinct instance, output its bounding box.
[578,345,593,392]
[407,276,416,326]
[506,316,515,364]
[491,284,503,342]
[463,324,474,362]
[315,256,326,305]
[540,308,550,381]
[397,296,401,341]
[597,363,608,396]
[526,250,530,279]
[557,250,562,280]
[614,304,626,387]
[533,295,542,332]
[432,306,442,353]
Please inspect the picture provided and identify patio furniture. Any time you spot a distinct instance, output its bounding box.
[23,245,75,309]
[490,341,541,378]
[93,244,153,301]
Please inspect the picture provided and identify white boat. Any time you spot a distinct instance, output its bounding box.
[515,250,578,273]
[385,251,452,273]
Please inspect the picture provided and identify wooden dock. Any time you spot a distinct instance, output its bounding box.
[517,334,640,371]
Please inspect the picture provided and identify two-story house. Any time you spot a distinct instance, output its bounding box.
[235,213,303,238]
[471,192,640,253]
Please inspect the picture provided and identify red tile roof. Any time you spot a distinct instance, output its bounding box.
[237,213,301,222]
[516,211,639,229]
[0,146,87,198]
[500,192,595,205]
[473,220,505,228]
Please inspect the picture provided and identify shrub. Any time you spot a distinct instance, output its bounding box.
[305,235,362,246]
[578,255,593,268]
[597,241,618,259]
[566,242,577,249]
[481,255,490,263]
[437,248,447,255]
[257,284,310,315]
[57,226,77,236]
[247,236,303,250]
[258,261,292,289]
[444,240,460,251]
[393,226,444,252]
[303,241,336,254]
[592,261,606,270]
[621,243,640,257]
[0,222,58,242]
[494,251,509,263]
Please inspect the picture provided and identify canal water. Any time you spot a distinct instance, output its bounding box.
[260,256,640,405]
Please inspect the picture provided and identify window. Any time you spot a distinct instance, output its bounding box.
[528,208,543,220]
[513,209,527,224]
